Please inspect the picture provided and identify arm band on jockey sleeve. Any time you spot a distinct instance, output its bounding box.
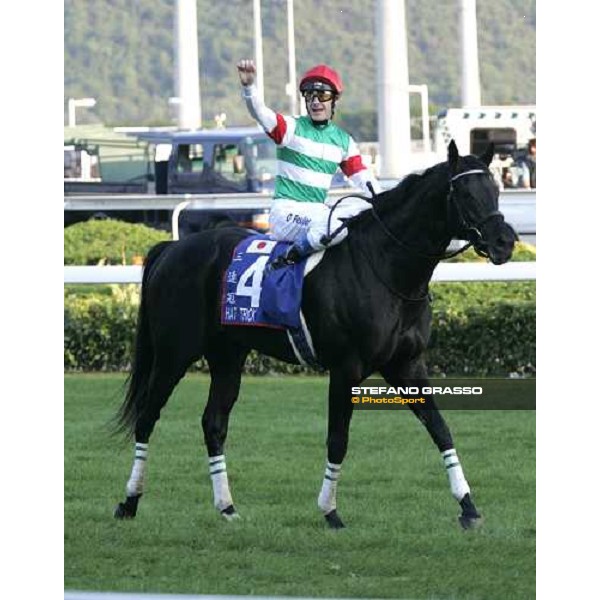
[340,137,382,197]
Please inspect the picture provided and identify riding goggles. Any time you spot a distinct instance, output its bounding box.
[302,90,335,103]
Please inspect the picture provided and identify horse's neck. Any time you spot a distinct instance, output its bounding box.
[362,176,452,294]
[382,173,452,245]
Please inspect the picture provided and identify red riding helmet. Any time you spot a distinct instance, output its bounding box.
[299,65,343,96]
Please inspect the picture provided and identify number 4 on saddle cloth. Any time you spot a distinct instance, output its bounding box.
[220,235,321,368]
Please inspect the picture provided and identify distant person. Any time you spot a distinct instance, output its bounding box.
[489,148,514,190]
[502,166,518,189]
[237,58,382,268]
[518,138,536,189]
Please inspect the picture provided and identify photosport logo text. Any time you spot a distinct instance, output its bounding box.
[348,380,535,410]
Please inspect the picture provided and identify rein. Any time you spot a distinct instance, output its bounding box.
[320,191,430,302]
[320,192,373,247]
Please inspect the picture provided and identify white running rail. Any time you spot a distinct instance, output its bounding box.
[64,262,536,285]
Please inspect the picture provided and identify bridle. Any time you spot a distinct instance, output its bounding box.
[319,168,506,301]
[366,168,504,261]
[445,169,504,259]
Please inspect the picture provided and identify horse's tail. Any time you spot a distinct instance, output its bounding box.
[115,241,172,439]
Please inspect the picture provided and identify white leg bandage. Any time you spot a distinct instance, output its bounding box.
[126,442,148,496]
[442,448,471,501]
[318,462,342,513]
[209,455,233,511]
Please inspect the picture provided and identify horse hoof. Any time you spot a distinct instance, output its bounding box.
[220,505,241,522]
[114,502,135,519]
[324,510,345,529]
[114,495,140,519]
[459,514,483,530]
[458,493,482,529]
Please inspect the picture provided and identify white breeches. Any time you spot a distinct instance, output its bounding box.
[269,197,372,251]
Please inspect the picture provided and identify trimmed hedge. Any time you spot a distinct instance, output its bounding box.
[64,219,170,265]
[64,286,139,371]
[64,281,535,376]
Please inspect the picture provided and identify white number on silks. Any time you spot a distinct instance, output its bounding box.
[235,255,270,308]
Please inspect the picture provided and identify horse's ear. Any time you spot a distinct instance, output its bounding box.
[480,143,495,167]
[448,140,460,174]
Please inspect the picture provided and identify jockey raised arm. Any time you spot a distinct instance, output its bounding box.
[237,58,382,267]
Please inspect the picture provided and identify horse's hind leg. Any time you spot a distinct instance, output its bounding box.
[380,359,482,529]
[115,357,189,519]
[201,344,248,521]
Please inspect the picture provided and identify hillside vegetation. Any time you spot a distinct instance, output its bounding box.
[64,0,535,136]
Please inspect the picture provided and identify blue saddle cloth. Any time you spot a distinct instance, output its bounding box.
[220,235,307,330]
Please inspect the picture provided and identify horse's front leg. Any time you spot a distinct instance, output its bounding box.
[380,359,482,529]
[317,363,363,529]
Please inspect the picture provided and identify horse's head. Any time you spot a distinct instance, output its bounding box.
[447,140,517,265]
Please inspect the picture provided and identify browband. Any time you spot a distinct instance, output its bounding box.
[450,169,486,182]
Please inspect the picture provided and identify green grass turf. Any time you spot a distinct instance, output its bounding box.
[65,374,535,599]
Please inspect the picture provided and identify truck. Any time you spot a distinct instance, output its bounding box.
[64,127,285,233]
[433,105,536,188]
[64,126,355,234]
[433,105,536,157]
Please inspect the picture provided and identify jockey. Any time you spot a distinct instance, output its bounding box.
[237,58,382,267]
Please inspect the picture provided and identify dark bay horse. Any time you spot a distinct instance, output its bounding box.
[114,141,516,529]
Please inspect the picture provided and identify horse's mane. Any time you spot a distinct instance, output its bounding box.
[346,161,447,232]
[347,154,488,232]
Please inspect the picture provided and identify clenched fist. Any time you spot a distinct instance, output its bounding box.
[237,59,256,86]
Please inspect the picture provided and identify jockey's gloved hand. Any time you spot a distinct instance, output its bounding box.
[320,217,351,247]
[237,59,256,86]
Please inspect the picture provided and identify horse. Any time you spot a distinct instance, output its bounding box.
[114,140,517,529]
